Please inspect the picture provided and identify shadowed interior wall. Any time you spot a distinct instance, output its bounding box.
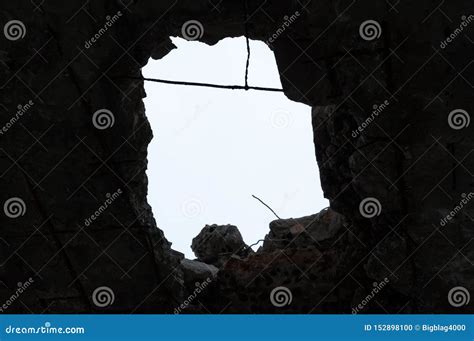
[0,0,472,313]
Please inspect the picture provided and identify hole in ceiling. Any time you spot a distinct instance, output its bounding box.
[143,37,328,258]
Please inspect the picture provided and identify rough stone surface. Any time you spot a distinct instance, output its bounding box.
[181,259,218,291]
[0,0,472,313]
[261,208,345,252]
[192,225,251,267]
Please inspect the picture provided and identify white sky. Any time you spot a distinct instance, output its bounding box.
[143,37,328,259]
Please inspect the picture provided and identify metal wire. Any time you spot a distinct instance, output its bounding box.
[244,0,251,90]
[135,77,283,92]
[134,0,284,93]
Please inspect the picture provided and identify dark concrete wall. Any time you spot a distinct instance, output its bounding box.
[0,0,472,313]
